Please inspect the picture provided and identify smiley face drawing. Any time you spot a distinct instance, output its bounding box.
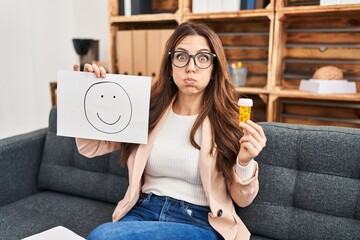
[84,81,132,134]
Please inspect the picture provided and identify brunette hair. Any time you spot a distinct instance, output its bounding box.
[119,22,242,183]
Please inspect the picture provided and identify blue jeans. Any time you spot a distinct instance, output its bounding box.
[87,193,222,240]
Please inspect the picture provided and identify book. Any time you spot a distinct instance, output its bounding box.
[124,0,131,16]
[119,0,125,15]
[240,0,246,9]
[222,0,241,11]
[131,0,152,15]
[255,0,265,8]
[208,0,222,12]
[193,0,241,13]
[122,0,152,16]
[192,0,208,13]
[22,226,85,240]
[246,0,256,9]
[299,79,357,94]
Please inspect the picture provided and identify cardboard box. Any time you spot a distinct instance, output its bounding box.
[152,0,178,13]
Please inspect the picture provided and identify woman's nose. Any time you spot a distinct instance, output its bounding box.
[186,56,197,72]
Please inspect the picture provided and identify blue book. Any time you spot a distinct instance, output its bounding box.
[246,0,256,9]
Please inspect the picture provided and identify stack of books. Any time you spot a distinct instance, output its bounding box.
[192,0,269,13]
[120,0,152,16]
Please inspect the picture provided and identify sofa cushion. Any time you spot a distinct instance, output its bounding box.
[237,122,360,240]
[0,191,114,239]
[38,107,128,204]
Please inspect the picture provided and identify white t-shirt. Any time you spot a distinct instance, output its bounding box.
[142,107,254,206]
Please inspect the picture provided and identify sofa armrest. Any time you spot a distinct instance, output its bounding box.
[0,128,48,206]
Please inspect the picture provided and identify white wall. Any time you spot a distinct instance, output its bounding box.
[72,0,109,63]
[0,0,108,139]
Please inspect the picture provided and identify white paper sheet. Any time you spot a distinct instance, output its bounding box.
[57,70,151,144]
[22,226,85,240]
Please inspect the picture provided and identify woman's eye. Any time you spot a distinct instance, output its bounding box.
[198,54,209,62]
[176,53,187,61]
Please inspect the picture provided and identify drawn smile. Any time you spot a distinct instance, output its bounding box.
[84,81,133,134]
[97,113,121,125]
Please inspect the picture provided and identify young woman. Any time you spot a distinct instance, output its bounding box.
[75,22,266,240]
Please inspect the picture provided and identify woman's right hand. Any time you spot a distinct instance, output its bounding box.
[73,63,107,78]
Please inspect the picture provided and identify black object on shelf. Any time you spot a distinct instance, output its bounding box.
[73,39,93,56]
[72,38,98,71]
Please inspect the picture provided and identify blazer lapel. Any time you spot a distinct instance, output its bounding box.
[199,117,225,217]
[199,117,213,203]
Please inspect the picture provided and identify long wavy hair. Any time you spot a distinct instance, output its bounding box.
[119,22,242,183]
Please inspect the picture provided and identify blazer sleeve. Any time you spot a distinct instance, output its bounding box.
[228,160,259,208]
[75,138,121,158]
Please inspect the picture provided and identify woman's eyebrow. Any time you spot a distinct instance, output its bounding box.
[175,47,188,52]
[174,47,211,53]
[197,48,211,52]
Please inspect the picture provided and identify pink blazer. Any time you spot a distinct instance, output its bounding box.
[76,103,259,240]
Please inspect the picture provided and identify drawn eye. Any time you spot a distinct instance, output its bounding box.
[113,96,116,98]
[101,95,104,98]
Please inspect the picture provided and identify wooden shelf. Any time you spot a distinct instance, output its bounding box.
[108,0,360,128]
[276,0,360,11]
[110,13,178,24]
[277,4,360,14]
[271,89,360,101]
[183,9,273,21]
[237,87,270,94]
[270,2,360,127]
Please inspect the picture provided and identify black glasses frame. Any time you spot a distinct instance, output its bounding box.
[168,51,216,69]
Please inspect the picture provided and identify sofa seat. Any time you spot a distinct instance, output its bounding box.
[0,191,115,239]
[1,107,359,240]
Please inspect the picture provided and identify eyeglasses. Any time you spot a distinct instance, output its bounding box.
[169,51,216,69]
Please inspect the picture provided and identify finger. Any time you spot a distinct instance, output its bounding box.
[73,64,80,71]
[241,141,260,157]
[91,64,101,77]
[240,135,263,152]
[83,63,94,72]
[99,66,107,78]
[241,126,265,148]
[239,142,258,161]
[246,120,267,141]
[240,121,266,147]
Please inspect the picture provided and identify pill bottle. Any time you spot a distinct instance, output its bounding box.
[238,98,253,124]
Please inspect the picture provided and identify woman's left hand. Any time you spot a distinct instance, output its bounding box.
[237,120,266,166]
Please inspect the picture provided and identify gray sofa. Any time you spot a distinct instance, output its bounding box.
[1,107,359,240]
